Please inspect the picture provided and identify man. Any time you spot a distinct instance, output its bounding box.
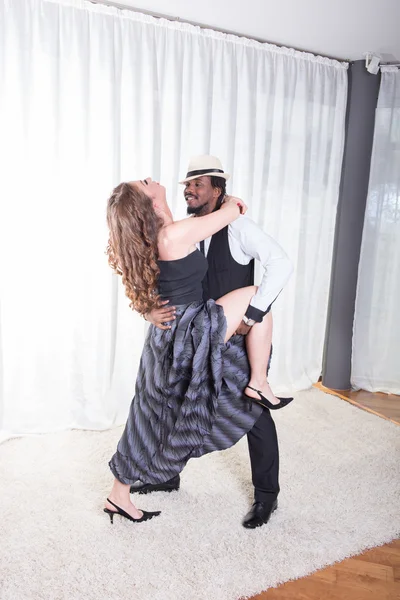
[131,155,293,528]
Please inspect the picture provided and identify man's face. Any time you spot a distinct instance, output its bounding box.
[184,176,221,216]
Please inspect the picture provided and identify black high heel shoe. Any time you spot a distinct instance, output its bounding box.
[244,385,293,410]
[103,497,161,524]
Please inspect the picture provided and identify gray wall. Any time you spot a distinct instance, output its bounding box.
[322,60,381,390]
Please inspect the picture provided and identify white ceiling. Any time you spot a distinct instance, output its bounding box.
[92,0,400,62]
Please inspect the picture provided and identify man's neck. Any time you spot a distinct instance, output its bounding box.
[194,207,211,218]
[193,201,220,218]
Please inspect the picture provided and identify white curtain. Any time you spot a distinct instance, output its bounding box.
[352,68,400,394]
[0,0,348,439]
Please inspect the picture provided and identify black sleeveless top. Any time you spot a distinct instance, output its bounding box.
[157,249,208,305]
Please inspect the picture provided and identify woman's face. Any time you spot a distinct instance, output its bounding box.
[131,178,166,208]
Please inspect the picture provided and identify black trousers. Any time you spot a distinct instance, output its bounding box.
[247,407,280,503]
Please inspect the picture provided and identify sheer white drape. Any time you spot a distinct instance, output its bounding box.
[351,68,400,394]
[0,0,348,438]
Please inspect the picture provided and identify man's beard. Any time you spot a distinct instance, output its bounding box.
[186,202,208,216]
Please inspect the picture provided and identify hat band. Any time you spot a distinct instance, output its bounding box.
[186,168,224,178]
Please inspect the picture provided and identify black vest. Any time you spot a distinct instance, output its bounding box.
[202,226,254,301]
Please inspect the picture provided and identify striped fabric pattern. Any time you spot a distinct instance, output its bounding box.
[109,301,262,485]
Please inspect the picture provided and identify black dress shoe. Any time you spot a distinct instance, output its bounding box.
[242,499,278,529]
[130,475,180,495]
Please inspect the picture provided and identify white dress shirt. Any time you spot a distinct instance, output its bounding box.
[197,216,293,317]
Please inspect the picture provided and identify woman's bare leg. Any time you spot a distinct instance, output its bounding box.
[105,478,144,519]
[243,311,280,405]
[216,287,280,405]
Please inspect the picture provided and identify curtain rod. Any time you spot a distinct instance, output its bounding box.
[88,0,350,63]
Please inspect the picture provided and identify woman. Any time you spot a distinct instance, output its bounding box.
[104,178,292,525]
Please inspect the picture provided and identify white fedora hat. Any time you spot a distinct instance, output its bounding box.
[179,155,230,184]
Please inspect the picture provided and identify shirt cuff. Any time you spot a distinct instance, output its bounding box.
[245,305,270,323]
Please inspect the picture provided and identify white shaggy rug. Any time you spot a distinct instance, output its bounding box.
[1,388,399,600]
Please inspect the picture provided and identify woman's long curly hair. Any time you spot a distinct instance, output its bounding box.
[106,182,164,315]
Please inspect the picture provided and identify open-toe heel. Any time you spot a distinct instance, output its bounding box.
[244,386,293,411]
[104,498,161,524]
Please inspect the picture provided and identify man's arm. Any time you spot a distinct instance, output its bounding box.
[231,217,293,323]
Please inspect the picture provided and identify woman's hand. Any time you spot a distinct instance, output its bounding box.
[221,195,248,215]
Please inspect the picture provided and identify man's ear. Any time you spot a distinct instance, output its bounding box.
[213,187,222,201]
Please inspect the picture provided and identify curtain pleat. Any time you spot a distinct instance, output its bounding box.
[352,68,400,394]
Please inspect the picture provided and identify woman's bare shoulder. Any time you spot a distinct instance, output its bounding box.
[157,221,192,260]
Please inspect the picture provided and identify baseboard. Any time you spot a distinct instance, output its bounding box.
[313,382,399,426]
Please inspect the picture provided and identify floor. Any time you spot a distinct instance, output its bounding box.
[252,538,400,599]
[250,386,400,600]
[315,382,400,425]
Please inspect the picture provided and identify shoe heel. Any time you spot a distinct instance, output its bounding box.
[103,508,114,524]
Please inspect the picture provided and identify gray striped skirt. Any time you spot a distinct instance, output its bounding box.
[109,300,262,485]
